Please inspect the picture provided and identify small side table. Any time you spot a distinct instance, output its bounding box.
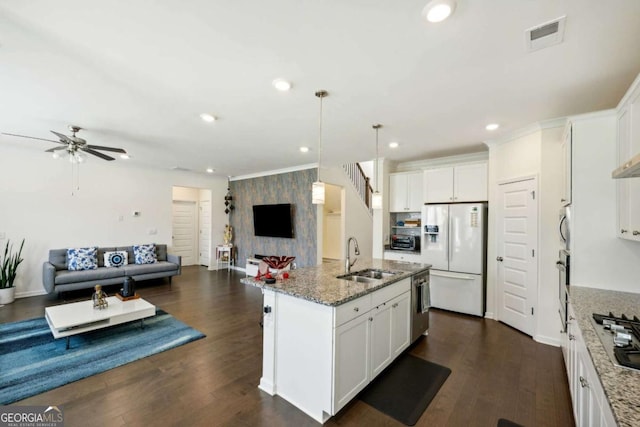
[216,245,235,271]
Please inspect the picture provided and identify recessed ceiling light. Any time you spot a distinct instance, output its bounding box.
[120,154,130,160]
[422,0,456,23]
[272,79,292,91]
[389,142,399,148]
[486,123,500,131]
[200,113,216,123]
[206,168,214,174]
[299,146,310,153]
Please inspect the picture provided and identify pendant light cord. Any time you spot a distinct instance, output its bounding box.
[315,90,328,182]
[373,124,382,193]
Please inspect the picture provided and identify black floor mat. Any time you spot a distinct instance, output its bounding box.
[359,354,451,426]
[498,419,524,427]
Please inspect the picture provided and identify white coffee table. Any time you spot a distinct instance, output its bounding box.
[45,296,156,349]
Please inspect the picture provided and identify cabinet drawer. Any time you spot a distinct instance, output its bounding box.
[371,278,411,308]
[334,295,371,327]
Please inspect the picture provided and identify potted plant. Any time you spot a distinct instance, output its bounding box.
[0,239,25,305]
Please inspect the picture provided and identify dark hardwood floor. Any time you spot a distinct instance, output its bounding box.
[1,266,574,427]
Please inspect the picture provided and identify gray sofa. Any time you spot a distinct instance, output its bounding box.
[43,244,181,294]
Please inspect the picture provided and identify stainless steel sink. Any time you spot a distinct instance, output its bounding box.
[336,275,377,283]
[336,269,399,282]
[352,269,398,279]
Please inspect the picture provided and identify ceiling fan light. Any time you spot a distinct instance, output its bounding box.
[120,153,130,160]
[423,0,456,23]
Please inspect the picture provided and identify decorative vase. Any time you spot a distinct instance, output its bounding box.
[0,287,16,305]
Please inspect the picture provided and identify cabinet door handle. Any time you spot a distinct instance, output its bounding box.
[569,334,575,341]
[369,317,373,322]
[353,307,359,312]
[561,198,566,202]
[569,315,575,321]
[634,230,640,236]
[621,229,628,234]
[496,256,504,262]
[579,376,589,388]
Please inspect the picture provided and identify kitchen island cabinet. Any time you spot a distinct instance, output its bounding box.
[241,259,429,424]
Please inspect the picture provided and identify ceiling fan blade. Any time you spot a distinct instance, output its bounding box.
[86,144,127,154]
[1,132,63,144]
[50,130,74,144]
[81,147,115,161]
[45,146,69,152]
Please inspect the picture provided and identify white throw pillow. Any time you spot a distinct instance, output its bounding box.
[104,251,128,268]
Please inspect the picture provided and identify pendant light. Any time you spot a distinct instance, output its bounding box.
[312,90,328,204]
[371,124,383,210]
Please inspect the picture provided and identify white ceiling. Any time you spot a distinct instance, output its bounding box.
[1,1,639,178]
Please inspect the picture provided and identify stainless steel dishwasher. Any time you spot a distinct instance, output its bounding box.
[411,269,430,342]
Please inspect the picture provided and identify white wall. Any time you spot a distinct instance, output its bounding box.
[0,145,227,297]
[321,166,373,263]
[486,122,565,345]
[571,112,640,292]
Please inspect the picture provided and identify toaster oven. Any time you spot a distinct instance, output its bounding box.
[390,234,420,251]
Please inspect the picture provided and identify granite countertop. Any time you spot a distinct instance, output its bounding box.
[569,286,640,427]
[240,258,430,306]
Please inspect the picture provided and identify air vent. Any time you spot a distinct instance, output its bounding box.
[525,16,566,52]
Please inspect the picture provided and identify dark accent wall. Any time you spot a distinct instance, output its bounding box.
[230,169,317,270]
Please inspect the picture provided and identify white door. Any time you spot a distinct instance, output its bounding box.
[199,200,211,266]
[449,203,484,274]
[421,204,449,270]
[333,315,370,413]
[390,291,411,358]
[424,167,454,203]
[496,178,538,336]
[172,201,198,266]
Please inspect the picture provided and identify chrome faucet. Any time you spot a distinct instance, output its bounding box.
[345,236,361,273]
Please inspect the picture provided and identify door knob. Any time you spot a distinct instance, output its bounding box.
[633,230,640,236]
[496,256,504,262]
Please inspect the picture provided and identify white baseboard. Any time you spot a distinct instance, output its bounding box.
[534,334,560,347]
[484,311,495,319]
[16,289,48,298]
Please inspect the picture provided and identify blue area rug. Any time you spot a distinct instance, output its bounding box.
[0,309,205,405]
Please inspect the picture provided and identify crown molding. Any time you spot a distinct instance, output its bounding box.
[230,163,317,181]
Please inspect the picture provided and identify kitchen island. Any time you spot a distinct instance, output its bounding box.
[241,258,430,423]
[569,286,640,427]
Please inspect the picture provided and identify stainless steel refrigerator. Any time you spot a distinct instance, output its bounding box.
[421,202,487,316]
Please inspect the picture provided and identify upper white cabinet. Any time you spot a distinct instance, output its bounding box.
[389,171,424,212]
[615,73,640,241]
[561,123,573,206]
[424,163,488,203]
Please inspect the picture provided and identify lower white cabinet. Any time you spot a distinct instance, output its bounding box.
[384,250,423,263]
[566,304,617,427]
[260,278,412,423]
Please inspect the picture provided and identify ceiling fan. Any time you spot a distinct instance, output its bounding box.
[2,125,127,161]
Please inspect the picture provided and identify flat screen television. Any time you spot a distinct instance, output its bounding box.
[252,203,294,238]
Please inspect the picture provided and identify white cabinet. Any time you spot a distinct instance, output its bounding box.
[616,75,640,241]
[424,163,487,203]
[561,123,572,206]
[260,277,412,423]
[565,304,617,427]
[333,282,411,413]
[389,172,424,212]
[334,312,370,411]
[384,250,423,263]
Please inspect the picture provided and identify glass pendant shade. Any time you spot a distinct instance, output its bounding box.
[312,181,325,204]
[371,191,383,210]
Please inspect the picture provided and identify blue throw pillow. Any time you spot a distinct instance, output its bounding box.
[133,244,157,265]
[104,251,128,268]
[67,247,98,271]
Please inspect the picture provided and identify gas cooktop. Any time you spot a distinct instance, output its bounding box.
[590,312,640,371]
